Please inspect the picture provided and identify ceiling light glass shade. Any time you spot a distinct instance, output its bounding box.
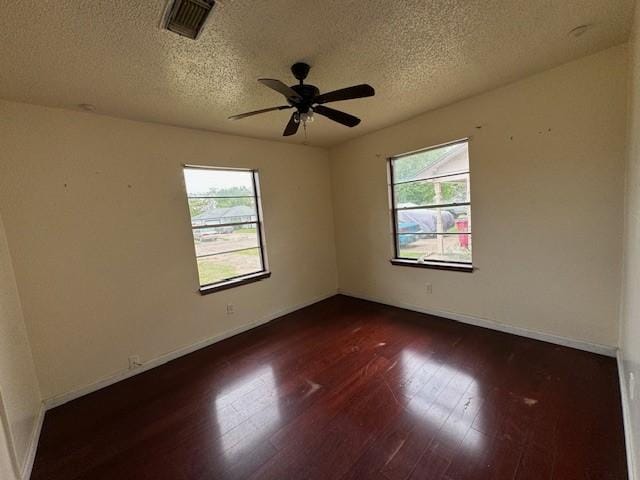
[300,108,314,124]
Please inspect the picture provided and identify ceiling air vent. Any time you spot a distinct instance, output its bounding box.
[164,0,215,40]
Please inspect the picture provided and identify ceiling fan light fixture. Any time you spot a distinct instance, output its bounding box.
[301,109,314,124]
[294,110,314,125]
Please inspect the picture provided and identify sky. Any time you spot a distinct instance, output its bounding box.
[183,168,254,196]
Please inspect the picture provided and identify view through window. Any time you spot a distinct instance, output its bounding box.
[389,139,472,266]
[183,166,267,289]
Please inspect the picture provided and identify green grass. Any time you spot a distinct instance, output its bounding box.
[198,261,236,285]
[197,249,261,285]
[399,250,423,259]
[237,248,260,257]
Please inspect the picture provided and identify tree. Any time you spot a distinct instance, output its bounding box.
[212,187,253,208]
[393,145,467,209]
[188,186,254,217]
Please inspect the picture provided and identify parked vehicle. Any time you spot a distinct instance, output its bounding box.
[397,209,455,240]
[398,220,420,247]
[194,226,234,241]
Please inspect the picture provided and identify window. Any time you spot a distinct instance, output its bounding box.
[183,166,269,293]
[389,139,472,272]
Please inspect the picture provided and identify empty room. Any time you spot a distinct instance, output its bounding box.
[1,1,639,479]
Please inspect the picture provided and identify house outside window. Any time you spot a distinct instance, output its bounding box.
[183,166,270,293]
[389,139,472,272]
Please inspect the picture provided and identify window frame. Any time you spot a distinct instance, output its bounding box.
[388,138,474,273]
[183,164,270,294]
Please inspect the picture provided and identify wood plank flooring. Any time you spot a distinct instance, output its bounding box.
[31,295,628,479]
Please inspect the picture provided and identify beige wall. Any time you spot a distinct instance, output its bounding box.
[621,2,640,477]
[0,210,41,478]
[0,100,338,401]
[330,45,628,348]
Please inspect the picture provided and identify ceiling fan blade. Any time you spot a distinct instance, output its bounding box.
[283,112,300,136]
[314,105,361,127]
[229,105,292,120]
[258,78,303,102]
[314,84,375,105]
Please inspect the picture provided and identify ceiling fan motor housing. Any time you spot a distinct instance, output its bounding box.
[289,84,320,112]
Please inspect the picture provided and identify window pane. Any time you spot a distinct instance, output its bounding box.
[197,248,263,286]
[188,198,257,227]
[184,168,254,197]
[394,174,469,207]
[193,224,260,257]
[397,233,472,263]
[392,142,469,183]
[397,206,471,234]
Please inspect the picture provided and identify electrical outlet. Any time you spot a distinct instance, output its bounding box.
[425,283,433,294]
[630,372,636,401]
[226,304,234,315]
[128,355,141,370]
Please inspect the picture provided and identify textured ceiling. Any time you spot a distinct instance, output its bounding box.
[0,0,634,147]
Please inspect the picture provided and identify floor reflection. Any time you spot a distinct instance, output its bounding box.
[401,350,484,452]
[213,364,281,462]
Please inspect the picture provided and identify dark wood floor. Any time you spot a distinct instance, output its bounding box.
[32,295,627,479]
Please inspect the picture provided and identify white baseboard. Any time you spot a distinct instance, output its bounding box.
[20,403,44,480]
[338,290,617,357]
[44,291,337,410]
[617,350,637,480]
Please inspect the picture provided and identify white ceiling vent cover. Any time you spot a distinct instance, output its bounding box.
[164,0,215,40]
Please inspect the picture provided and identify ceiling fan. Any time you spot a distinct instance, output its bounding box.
[229,62,375,136]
